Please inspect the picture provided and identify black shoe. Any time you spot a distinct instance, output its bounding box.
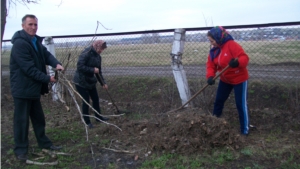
[101,117,109,121]
[48,145,62,150]
[16,154,28,161]
[88,123,94,129]
[96,117,109,122]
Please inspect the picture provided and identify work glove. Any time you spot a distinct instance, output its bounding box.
[229,58,239,68]
[207,77,215,85]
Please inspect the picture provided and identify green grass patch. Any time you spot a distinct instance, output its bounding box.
[212,149,235,164]
[241,147,254,156]
[140,153,175,169]
[47,127,83,142]
[140,150,237,169]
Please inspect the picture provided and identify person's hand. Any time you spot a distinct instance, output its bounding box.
[207,77,215,85]
[94,67,99,74]
[56,64,64,71]
[102,84,108,90]
[50,76,57,82]
[229,58,239,68]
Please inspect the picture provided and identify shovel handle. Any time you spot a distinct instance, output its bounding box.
[95,73,120,113]
[167,64,232,113]
[104,87,120,112]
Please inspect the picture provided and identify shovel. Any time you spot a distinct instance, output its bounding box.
[96,73,129,114]
[166,64,231,113]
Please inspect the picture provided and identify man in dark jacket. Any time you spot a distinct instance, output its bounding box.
[9,14,64,161]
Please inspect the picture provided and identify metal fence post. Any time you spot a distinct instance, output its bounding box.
[170,29,192,107]
[44,37,59,101]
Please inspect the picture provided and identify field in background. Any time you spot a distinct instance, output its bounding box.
[2,40,300,71]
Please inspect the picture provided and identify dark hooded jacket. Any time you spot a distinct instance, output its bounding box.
[73,46,106,90]
[9,30,61,99]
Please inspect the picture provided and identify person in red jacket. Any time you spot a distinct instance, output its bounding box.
[206,26,250,135]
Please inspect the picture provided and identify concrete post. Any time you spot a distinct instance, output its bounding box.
[170,29,192,107]
[44,37,59,101]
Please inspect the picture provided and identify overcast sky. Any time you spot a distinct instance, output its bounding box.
[3,0,300,40]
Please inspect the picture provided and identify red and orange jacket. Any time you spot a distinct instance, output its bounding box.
[206,40,249,84]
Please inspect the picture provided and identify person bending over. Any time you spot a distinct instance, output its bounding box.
[206,26,250,135]
[73,40,109,129]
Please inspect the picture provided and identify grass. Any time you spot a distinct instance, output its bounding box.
[46,123,85,142]
[212,148,235,164]
[241,148,254,156]
[135,150,215,168]
[1,76,300,168]
[139,148,255,169]
[140,153,175,169]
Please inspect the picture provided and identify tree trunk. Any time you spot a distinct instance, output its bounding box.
[1,0,7,43]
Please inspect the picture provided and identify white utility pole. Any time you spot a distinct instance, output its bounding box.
[170,29,192,107]
[44,37,59,101]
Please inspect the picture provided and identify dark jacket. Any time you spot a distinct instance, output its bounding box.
[9,30,61,99]
[73,46,106,90]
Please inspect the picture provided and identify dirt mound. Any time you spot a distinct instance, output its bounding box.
[99,109,244,155]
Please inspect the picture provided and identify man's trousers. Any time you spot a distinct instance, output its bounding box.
[13,97,52,155]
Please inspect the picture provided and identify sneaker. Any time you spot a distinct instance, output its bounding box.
[88,123,94,129]
[249,124,257,130]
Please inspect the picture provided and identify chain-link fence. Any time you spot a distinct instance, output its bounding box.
[2,22,300,83]
[2,22,300,111]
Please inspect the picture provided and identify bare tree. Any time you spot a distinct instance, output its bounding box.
[1,0,7,43]
[1,0,40,42]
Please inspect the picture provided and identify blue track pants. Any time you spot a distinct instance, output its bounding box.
[213,80,249,135]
